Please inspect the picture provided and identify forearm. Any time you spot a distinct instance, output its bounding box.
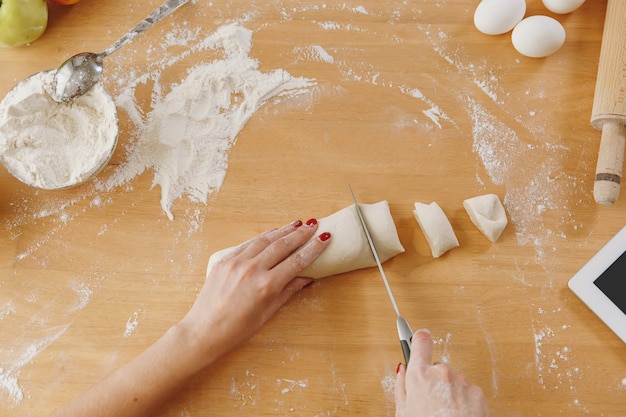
[48,221,329,417]
[49,322,216,417]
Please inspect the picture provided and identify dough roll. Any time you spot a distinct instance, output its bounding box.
[206,201,405,279]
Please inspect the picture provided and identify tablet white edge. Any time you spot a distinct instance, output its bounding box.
[568,225,626,344]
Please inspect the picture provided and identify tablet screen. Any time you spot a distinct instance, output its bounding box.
[593,250,626,315]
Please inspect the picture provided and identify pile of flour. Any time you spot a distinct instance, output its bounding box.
[0,71,118,189]
[102,24,314,220]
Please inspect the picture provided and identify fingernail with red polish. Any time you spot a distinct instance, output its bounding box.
[319,232,331,242]
[293,220,303,227]
[306,218,318,227]
[396,362,403,374]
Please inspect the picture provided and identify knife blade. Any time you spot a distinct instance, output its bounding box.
[349,185,413,364]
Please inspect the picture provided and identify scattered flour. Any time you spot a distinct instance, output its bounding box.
[100,24,314,220]
[124,310,144,338]
[380,373,395,397]
[292,45,335,64]
[532,313,581,393]
[0,324,70,407]
[477,308,500,394]
[67,281,93,314]
[0,302,16,320]
[277,378,308,395]
[402,87,452,129]
[432,332,453,364]
[231,369,259,408]
[465,96,573,260]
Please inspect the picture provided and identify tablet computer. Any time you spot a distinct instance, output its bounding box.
[568,225,626,344]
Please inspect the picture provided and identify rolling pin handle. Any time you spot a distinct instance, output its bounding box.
[594,120,626,205]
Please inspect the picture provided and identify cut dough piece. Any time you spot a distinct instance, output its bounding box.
[463,194,507,242]
[413,202,459,258]
[206,201,405,279]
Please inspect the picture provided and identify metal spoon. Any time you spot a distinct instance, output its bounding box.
[52,0,191,102]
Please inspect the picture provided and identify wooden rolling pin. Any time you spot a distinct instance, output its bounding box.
[591,0,626,205]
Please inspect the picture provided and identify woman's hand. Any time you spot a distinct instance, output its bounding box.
[179,219,331,365]
[49,219,331,417]
[395,329,489,417]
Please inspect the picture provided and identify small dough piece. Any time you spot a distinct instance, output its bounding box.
[463,194,507,242]
[413,202,459,258]
[206,201,405,279]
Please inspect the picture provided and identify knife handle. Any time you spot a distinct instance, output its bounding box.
[396,316,413,364]
[400,339,411,364]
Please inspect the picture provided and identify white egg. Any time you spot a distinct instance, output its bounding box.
[474,0,527,35]
[511,16,566,58]
[542,0,586,14]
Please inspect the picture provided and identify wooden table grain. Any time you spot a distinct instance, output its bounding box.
[2,0,625,416]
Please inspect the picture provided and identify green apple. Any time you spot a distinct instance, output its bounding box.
[0,0,48,47]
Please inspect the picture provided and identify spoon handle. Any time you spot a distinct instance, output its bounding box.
[101,0,191,58]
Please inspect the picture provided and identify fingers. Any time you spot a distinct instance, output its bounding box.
[456,372,469,387]
[397,329,489,415]
[396,330,434,411]
[234,218,328,272]
[272,228,331,278]
[411,331,457,384]
[408,328,434,369]
[471,385,489,413]
[238,220,304,260]
[394,362,407,407]
[224,218,331,290]
[259,219,321,270]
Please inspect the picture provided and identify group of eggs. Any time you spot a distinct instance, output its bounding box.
[473,0,586,58]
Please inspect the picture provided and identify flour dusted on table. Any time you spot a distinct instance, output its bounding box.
[104,25,315,220]
[0,71,118,189]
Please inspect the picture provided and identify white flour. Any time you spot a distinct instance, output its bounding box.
[0,324,70,406]
[0,71,118,189]
[124,310,143,338]
[101,24,314,220]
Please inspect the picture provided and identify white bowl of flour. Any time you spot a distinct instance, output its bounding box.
[0,70,118,190]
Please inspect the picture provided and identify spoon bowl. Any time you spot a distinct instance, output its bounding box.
[51,0,190,102]
[53,53,104,102]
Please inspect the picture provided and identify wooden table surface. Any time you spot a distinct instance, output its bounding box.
[2,0,625,415]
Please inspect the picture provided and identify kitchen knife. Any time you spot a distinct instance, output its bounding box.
[349,186,413,363]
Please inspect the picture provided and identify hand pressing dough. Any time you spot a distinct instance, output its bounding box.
[413,202,459,258]
[206,201,405,280]
[463,194,507,242]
